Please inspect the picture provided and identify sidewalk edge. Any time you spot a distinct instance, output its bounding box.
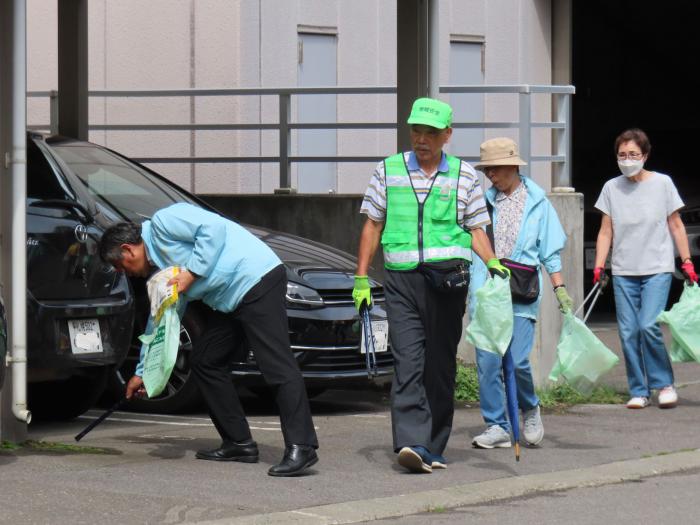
[198,448,700,525]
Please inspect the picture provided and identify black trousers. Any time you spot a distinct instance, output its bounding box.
[384,269,468,455]
[189,265,318,448]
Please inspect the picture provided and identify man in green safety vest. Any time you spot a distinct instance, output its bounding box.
[352,97,509,473]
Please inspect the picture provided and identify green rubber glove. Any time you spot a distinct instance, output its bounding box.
[555,285,574,314]
[352,275,372,312]
[486,258,511,279]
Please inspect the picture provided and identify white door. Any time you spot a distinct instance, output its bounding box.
[297,33,337,193]
[449,41,484,163]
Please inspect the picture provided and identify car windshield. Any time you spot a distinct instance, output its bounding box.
[49,143,194,223]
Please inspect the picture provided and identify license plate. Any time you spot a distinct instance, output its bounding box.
[360,319,389,354]
[67,319,103,354]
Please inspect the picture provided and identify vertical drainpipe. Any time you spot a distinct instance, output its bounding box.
[9,0,31,424]
[427,0,440,99]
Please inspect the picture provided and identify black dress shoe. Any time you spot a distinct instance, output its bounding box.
[195,440,259,462]
[268,444,318,477]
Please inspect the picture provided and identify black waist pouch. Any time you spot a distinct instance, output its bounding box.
[501,258,539,304]
[419,259,470,293]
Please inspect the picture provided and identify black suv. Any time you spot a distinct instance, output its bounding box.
[26,133,391,417]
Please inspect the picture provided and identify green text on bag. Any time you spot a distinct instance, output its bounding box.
[139,307,180,398]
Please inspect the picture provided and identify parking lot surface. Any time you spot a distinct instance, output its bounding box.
[2,323,700,524]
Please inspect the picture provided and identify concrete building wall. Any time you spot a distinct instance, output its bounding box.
[26,0,558,195]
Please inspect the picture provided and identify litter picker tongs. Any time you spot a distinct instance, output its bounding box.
[74,398,127,442]
[574,281,603,323]
[360,302,379,378]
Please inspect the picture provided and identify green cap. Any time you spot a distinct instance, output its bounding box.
[407,97,452,129]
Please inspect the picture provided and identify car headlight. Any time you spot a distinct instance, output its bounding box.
[286,282,324,308]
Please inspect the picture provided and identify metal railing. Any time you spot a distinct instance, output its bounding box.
[27,84,575,190]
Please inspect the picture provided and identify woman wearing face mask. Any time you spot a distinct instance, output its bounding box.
[593,128,698,410]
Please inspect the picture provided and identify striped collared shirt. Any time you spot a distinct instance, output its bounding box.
[360,151,491,230]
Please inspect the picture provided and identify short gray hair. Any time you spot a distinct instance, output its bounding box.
[99,222,143,264]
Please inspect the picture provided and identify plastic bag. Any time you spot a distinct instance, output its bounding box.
[667,339,695,363]
[147,266,180,323]
[657,283,700,363]
[466,275,513,356]
[139,267,181,397]
[549,312,619,394]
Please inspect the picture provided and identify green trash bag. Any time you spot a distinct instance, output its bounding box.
[657,283,700,363]
[139,267,181,398]
[549,312,619,394]
[466,275,513,356]
[139,306,180,398]
[667,339,695,363]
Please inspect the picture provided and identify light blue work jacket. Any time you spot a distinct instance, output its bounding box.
[135,202,281,375]
[469,176,567,320]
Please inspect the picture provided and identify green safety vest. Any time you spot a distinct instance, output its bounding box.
[381,153,472,271]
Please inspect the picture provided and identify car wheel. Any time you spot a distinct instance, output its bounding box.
[28,366,110,421]
[118,306,204,414]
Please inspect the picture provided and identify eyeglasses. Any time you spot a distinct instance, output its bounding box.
[617,152,643,160]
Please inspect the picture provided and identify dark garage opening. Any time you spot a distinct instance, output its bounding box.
[572,0,700,312]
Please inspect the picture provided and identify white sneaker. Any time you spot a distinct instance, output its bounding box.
[658,386,678,408]
[472,425,511,449]
[523,405,544,445]
[626,396,650,409]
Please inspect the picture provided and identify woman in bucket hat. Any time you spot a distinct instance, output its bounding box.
[469,137,571,449]
[592,128,698,410]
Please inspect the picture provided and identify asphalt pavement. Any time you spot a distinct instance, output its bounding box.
[2,322,700,524]
[374,469,700,524]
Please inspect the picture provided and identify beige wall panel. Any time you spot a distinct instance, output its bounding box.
[27,0,57,126]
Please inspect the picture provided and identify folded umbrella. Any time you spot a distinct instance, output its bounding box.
[502,349,520,461]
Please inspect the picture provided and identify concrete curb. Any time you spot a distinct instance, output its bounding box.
[197,448,700,524]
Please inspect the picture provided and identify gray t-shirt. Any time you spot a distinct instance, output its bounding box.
[594,172,684,275]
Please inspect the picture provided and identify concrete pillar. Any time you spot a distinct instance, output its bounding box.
[552,0,572,85]
[531,2,576,385]
[397,0,428,151]
[552,0,573,187]
[427,0,439,99]
[0,0,28,442]
[58,0,88,140]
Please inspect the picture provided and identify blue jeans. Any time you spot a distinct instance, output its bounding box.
[612,273,674,397]
[475,316,538,433]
